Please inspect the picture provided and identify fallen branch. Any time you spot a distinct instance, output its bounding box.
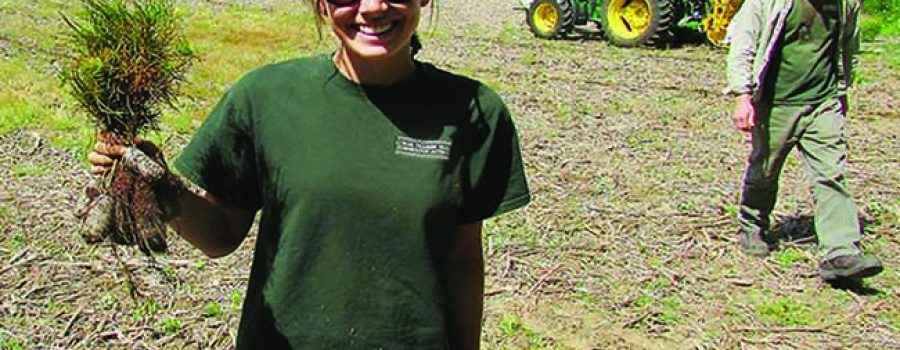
[623,310,655,329]
[61,305,84,337]
[484,287,515,297]
[727,278,754,287]
[731,326,823,333]
[20,282,66,299]
[527,264,563,296]
[7,247,30,265]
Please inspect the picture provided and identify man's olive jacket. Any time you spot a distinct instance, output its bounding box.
[724,0,861,100]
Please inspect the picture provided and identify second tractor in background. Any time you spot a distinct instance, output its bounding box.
[521,0,743,47]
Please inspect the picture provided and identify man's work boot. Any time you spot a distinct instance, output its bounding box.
[819,254,884,280]
[738,229,771,257]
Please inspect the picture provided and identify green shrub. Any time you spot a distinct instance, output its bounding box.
[862,0,900,40]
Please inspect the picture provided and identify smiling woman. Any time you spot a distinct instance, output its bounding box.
[309,0,428,84]
[87,0,530,348]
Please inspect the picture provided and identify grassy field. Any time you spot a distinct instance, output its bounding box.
[1,0,898,349]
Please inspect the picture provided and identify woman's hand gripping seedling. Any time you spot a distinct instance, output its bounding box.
[82,136,187,252]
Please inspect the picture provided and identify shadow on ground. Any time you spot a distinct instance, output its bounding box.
[770,213,881,244]
[827,277,883,296]
[770,214,885,295]
[533,26,710,49]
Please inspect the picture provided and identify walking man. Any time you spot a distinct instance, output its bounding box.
[725,0,883,280]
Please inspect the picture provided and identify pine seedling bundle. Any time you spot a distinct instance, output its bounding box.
[60,0,195,254]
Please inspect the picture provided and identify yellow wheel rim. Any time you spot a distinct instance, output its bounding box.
[703,0,744,47]
[532,3,560,34]
[607,0,652,40]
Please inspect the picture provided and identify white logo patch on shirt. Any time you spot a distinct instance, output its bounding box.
[395,136,451,160]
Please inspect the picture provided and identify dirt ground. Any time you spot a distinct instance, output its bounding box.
[1,0,898,349]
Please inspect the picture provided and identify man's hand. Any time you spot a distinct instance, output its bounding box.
[732,94,755,132]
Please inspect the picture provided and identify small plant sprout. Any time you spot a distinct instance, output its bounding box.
[60,0,195,254]
[158,317,185,335]
[203,302,223,318]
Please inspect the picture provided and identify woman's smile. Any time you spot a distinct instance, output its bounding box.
[356,22,396,36]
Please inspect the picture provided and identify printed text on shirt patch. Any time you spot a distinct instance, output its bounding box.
[395,136,451,160]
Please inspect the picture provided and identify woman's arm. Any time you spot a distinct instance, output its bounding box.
[436,221,485,350]
[167,188,254,258]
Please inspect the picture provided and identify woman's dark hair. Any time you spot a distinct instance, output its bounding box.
[410,33,422,57]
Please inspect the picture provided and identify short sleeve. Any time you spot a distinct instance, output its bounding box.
[457,86,531,224]
[174,83,262,211]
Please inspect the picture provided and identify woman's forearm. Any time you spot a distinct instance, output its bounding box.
[439,222,485,350]
[442,254,484,350]
[167,189,254,258]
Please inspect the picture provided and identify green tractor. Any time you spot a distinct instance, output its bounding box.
[521,0,742,47]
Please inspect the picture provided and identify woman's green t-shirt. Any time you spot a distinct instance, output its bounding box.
[175,54,530,349]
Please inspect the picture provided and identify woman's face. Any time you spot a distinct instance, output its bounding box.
[322,0,428,62]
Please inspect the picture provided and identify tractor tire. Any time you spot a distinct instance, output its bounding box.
[527,0,576,39]
[600,0,675,47]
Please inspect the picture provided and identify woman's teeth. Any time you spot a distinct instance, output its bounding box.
[359,23,392,35]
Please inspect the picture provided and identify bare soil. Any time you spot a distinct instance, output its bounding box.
[1,0,898,349]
